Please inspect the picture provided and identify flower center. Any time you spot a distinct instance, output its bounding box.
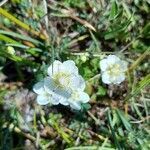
[53,72,71,89]
[107,64,121,76]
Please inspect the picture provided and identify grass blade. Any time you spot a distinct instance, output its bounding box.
[0,30,42,45]
[116,109,132,131]
[107,109,121,150]
[0,34,19,44]
[126,74,150,101]
[0,8,46,40]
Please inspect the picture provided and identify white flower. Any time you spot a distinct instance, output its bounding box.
[100,55,128,84]
[47,60,85,90]
[44,77,71,106]
[33,60,90,110]
[68,90,90,110]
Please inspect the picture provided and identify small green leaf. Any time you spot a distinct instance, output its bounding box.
[126,73,150,100]
[107,109,121,149]
[142,22,150,38]
[116,109,132,131]
[0,30,42,45]
[0,34,19,44]
[97,86,107,96]
[109,1,118,20]
[104,18,131,40]
[81,103,91,111]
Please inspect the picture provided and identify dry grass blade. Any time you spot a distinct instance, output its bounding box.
[128,49,150,72]
[61,9,96,32]
[0,0,8,7]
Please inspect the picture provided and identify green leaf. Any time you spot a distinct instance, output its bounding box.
[97,86,107,97]
[0,30,42,45]
[6,43,29,49]
[104,17,131,40]
[0,49,39,67]
[109,1,118,20]
[0,34,19,44]
[126,73,150,100]
[81,103,91,111]
[136,73,150,90]
[0,8,46,40]
[116,109,132,131]
[107,109,121,149]
[89,31,101,52]
[142,22,150,38]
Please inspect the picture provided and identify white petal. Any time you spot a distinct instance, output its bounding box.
[100,59,108,71]
[44,77,71,105]
[107,55,120,64]
[55,87,71,99]
[108,73,125,85]
[44,77,56,94]
[51,94,60,105]
[62,60,78,75]
[115,73,125,84]
[78,75,86,90]
[36,94,50,105]
[47,60,62,76]
[101,72,111,84]
[70,75,85,91]
[78,91,90,103]
[59,97,69,106]
[70,102,81,110]
[109,76,117,84]
[51,91,69,105]
[69,90,90,104]
[33,81,45,94]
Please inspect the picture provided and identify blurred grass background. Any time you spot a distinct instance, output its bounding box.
[0,0,150,149]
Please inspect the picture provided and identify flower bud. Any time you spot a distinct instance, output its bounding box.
[7,46,15,55]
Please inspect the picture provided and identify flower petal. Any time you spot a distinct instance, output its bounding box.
[115,73,125,84]
[78,91,90,103]
[36,94,50,105]
[44,77,56,94]
[101,72,111,84]
[70,102,81,110]
[70,75,85,91]
[68,90,90,105]
[33,81,45,94]
[107,55,120,64]
[100,59,108,71]
[44,77,71,104]
[47,60,62,76]
[59,97,69,106]
[51,94,60,105]
[62,60,78,75]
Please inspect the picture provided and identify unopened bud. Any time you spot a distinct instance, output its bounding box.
[7,46,15,55]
